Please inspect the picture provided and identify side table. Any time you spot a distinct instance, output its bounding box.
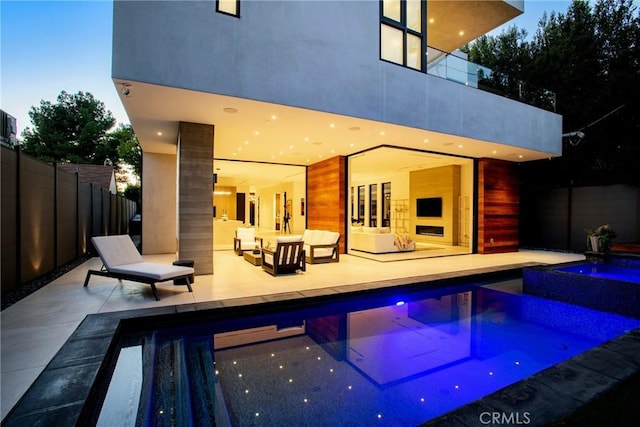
[172,260,195,285]
[243,251,262,266]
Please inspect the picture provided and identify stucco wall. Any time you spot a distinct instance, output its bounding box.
[142,152,177,254]
[112,0,561,155]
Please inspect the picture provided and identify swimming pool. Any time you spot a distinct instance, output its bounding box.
[95,281,640,426]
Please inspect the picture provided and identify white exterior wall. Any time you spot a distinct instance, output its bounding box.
[113,0,562,155]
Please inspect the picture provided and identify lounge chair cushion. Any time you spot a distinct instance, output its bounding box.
[109,262,194,282]
[91,235,144,268]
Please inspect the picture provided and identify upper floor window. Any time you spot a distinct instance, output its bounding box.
[217,0,240,17]
[380,0,425,71]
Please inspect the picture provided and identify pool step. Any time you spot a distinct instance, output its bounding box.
[136,332,220,426]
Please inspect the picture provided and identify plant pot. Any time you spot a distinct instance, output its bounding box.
[589,235,600,253]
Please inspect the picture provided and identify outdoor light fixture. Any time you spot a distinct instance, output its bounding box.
[121,83,131,97]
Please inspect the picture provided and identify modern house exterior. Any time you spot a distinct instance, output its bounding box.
[111,0,562,275]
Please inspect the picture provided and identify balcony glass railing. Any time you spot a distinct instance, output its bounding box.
[425,46,556,112]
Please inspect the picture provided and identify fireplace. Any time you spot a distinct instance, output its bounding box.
[416,225,444,237]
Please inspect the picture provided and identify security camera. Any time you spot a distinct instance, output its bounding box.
[562,131,585,139]
[121,84,131,97]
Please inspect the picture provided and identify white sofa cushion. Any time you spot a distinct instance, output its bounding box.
[302,230,340,258]
[302,229,322,245]
[276,235,303,243]
[264,235,303,265]
[236,227,258,250]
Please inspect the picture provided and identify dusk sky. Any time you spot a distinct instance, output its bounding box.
[1,0,572,138]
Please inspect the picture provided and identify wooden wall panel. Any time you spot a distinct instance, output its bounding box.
[477,158,519,253]
[307,156,346,253]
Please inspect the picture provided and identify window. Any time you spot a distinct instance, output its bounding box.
[369,184,378,227]
[380,0,425,71]
[358,185,365,222]
[217,0,239,17]
[382,182,391,227]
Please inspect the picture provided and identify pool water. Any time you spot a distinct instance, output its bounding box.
[556,263,640,284]
[97,282,640,426]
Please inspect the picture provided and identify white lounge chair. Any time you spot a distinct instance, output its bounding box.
[84,235,195,300]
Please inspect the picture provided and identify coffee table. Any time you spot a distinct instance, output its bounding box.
[243,250,262,266]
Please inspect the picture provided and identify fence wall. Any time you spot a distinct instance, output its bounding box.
[521,184,640,252]
[1,146,137,296]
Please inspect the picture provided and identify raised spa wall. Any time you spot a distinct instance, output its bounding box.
[523,253,640,319]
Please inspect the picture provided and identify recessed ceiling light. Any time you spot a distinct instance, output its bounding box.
[254,131,260,136]
[380,131,385,136]
[232,152,237,156]
[492,150,497,154]
[458,144,463,148]
[350,143,355,147]
[157,132,163,136]
[244,140,249,145]
[289,145,294,149]
[329,123,335,128]
[223,107,238,113]
[304,137,309,142]
[459,30,465,36]
[330,149,335,154]
[429,18,435,24]
[271,115,277,120]
[423,138,429,143]
[518,154,524,159]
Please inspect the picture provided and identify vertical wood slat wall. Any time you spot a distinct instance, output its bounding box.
[306,156,346,253]
[477,158,519,253]
[0,146,137,296]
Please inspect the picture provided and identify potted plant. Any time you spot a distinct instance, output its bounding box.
[586,224,617,253]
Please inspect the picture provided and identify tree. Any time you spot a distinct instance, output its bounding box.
[109,124,142,190]
[21,91,116,164]
[468,0,640,187]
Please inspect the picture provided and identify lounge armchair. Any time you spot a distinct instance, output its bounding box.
[302,229,341,264]
[233,227,263,255]
[84,235,195,301]
[261,235,306,276]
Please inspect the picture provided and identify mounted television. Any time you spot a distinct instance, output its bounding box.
[416,197,442,217]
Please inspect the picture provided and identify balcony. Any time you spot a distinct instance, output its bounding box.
[426,46,556,112]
